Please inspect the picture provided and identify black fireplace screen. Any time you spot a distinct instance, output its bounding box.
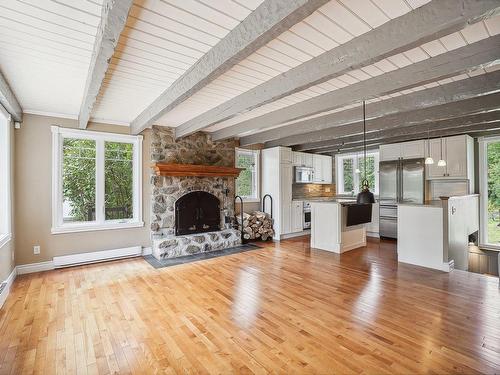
[175,191,220,236]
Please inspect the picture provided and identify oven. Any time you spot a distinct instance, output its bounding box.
[303,201,311,229]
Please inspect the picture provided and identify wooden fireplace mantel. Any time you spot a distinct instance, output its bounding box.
[152,163,243,177]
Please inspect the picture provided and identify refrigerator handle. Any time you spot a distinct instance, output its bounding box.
[399,158,403,202]
[396,158,400,203]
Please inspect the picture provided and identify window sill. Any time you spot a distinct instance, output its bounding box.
[0,233,12,248]
[479,244,500,252]
[51,221,144,235]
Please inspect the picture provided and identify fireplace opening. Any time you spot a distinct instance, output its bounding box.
[175,191,221,236]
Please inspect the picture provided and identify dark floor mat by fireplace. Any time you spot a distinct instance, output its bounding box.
[143,243,261,269]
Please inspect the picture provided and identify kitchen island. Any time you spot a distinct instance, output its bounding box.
[310,200,371,253]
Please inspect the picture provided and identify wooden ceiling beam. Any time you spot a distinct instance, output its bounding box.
[244,70,500,147]
[305,111,500,154]
[78,0,134,129]
[0,69,22,122]
[130,0,330,135]
[315,121,500,155]
[180,0,500,140]
[289,93,500,151]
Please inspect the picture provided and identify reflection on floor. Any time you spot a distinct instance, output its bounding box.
[1,236,499,374]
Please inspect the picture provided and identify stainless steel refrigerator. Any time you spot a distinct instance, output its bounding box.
[379,158,425,239]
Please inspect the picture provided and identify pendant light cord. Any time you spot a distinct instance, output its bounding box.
[363,100,367,184]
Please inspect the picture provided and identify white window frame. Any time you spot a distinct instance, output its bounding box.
[336,150,379,196]
[0,105,12,248]
[235,148,260,203]
[51,126,143,234]
[478,135,500,250]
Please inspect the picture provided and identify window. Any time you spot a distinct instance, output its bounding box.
[336,151,379,195]
[52,126,143,233]
[0,106,12,248]
[235,148,260,202]
[479,136,500,249]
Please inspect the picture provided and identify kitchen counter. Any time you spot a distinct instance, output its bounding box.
[293,197,356,203]
[397,200,443,208]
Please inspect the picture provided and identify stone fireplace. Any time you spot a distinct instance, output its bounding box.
[150,126,241,260]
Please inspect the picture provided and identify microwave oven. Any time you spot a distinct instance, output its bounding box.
[294,166,314,183]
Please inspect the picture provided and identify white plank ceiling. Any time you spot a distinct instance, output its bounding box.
[0,0,103,117]
[1,0,499,135]
[90,0,266,124]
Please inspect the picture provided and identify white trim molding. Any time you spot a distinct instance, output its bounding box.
[0,233,12,249]
[23,110,79,120]
[51,126,143,234]
[0,266,17,309]
[478,136,500,250]
[235,148,261,202]
[0,109,12,244]
[16,261,55,275]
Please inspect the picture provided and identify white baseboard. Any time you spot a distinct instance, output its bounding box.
[17,261,55,275]
[0,267,17,308]
[142,246,152,256]
[53,246,143,268]
[280,230,311,240]
[442,260,455,272]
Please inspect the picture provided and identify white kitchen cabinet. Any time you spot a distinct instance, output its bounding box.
[379,143,401,161]
[427,138,444,178]
[292,151,314,167]
[281,164,293,234]
[426,135,473,183]
[322,155,333,184]
[380,140,425,161]
[292,152,301,166]
[262,147,294,240]
[312,154,333,184]
[313,155,323,183]
[280,147,292,164]
[303,153,313,168]
[292,200,303,233]
[402,140,425,159]
[445,136,468,178]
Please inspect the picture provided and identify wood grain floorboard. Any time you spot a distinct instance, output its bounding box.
[1,237,499,374]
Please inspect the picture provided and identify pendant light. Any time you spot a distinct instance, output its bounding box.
[424,127,434,165]
[356,100,375,204]
[437,137,447,167]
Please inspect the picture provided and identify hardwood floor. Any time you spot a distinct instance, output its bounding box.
[1,237,499,374]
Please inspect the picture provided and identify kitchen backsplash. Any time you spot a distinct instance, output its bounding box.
[292,183,336,199]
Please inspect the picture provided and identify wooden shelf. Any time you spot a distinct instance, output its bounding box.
[152,163,243,177]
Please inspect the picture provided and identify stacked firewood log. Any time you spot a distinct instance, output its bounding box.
[236,211,274,241]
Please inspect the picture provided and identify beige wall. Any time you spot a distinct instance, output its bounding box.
[14,114,151,265]
[0,118,15,280]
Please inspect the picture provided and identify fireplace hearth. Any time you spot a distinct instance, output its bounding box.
[175,191,220,236]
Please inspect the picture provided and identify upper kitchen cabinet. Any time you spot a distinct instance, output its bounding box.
[426,135,474,181]
[292,151,313,167]
[312,154,333,184]
[280,147,292,164]
[379,140,425,161]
